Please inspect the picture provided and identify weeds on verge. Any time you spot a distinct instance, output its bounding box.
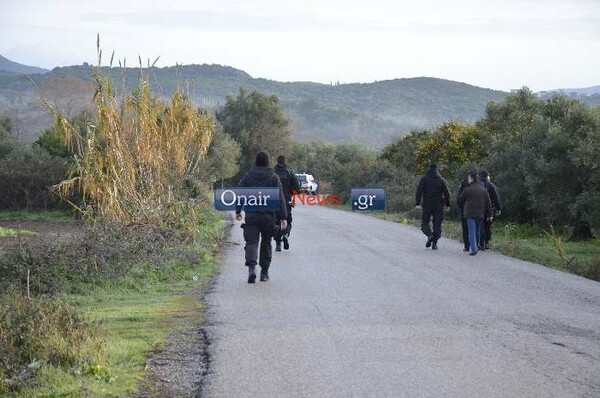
[0,292,106,393]
[545,225,576,271]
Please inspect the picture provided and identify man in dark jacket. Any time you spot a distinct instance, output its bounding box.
[273,155,300,252]
[458,171,492,256]
[236,152,288,283]
[479,170,501,250]
[415,163,451,250]
[457,178,471,251]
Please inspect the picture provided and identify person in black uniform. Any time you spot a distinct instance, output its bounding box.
[273,155,300,252]
[415,163,451,250]
[479,170,502,250]
[235,152,288,283]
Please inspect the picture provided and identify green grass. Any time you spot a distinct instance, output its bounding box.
[15,288,208,397]
[0,226,37,237]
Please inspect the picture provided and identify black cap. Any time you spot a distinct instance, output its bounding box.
[469,170,479,182]
[429,163,438,170]
[277,155,285,165]
[255,152,269,167]
[479,170,489,179]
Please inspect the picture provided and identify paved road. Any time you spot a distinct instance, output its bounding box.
[202,205,600,398]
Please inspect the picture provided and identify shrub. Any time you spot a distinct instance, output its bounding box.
[0,292,105,393]
[0,146,70,210]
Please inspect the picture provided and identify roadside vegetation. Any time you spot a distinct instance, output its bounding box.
[0,41,234,396]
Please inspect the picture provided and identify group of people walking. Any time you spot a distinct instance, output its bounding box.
[415,164,501,255]
[236,153,502,284]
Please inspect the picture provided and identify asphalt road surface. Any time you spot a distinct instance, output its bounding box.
[202,205,600,398]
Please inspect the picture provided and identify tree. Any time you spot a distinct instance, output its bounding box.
[202,129,242,185]
[381,129,430,174]
[414,120,482,176]
[217,88,292,171]
[481,89,600,236]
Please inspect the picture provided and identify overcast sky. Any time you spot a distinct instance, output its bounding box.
[1,0,598,91]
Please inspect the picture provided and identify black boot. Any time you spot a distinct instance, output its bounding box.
[275,242,282,252]
[431,240,438,250]
[282,236,289,250]
[247,265,256,284]
[260,266,269,282]
[426,236,433,248]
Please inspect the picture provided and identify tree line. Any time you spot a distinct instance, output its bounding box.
[2,82,599,239]
[213,86,600,240]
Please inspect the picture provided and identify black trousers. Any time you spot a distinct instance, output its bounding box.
[242,213,275,268]
[421,205,444,241]
[481,218,493,245]
[274,203,293,243]
[461,217,469,249]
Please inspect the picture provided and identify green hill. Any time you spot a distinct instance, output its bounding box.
[0,61,508,147]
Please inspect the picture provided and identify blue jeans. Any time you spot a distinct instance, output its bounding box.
[466,217,482,254]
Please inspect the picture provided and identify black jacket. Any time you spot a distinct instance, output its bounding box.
[458,182,492,219]
[237,166,287,220]
[457,179,468,216]
[483,181,501,212]
[415,169,451,207]
[274,163,300,202]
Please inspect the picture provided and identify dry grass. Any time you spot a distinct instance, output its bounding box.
[48,41,215,225]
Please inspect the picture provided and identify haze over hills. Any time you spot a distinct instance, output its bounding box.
[543,85,600,96]
[4,55,597,146]
[0,58,510,146]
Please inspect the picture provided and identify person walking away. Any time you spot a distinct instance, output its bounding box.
[479,170,502,250]
[273,155,300,252]
[236,152,288,283]
[458,171,492,256]
[415,163,451,250]
[457,177,471,252]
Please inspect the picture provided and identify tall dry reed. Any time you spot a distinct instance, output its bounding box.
[49,43,215,225]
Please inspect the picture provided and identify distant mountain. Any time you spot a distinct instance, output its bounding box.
[0,55,49,75]
[538,85,600,107]
[542,85,600,96]
[0,62,508,146]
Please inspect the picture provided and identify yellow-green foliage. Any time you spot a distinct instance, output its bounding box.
[50,70,215,224]
[415,120,482,175]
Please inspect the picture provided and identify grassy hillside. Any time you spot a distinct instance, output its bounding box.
[0,62,508,146]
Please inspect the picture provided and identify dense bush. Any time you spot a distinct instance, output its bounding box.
[0,141,70,210]
[0,292,105,393]
[480,90,600,232]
